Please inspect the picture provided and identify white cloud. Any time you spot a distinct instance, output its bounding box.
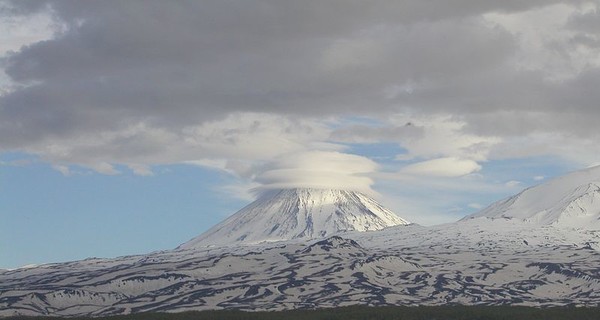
[0,2,61,96]
[374,166,527,225]
[0,158,33,167]
[15,113,333,177]
[402,116,499,162]
[533,175,545,181]
[181,113,334,161]
[505,180,522,187]
[468,203,483,209]
[128,164,153,176]
[330,114,500,165]
[488,131,600,167]
[217,181,262,202]
[52,164,71,176]
[0,4,59,55]
[89,162,120,175]
[255,151,378,195]
[400,157,482,177]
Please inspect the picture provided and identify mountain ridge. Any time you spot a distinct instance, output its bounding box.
[3,168,600,317]
[463,165,600,228]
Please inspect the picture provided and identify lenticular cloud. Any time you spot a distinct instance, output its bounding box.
[254,151,377,195]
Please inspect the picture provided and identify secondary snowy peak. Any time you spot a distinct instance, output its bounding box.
[464,165,600,228]
[179,188,410,248]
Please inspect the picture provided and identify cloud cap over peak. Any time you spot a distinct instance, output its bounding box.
[255,151,378,195]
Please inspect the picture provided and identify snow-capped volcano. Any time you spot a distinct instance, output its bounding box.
[464,165,600,228]
[180,188,410,248]
[4,174,600,317]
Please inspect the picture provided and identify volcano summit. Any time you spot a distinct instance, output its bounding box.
[180,188,411,248]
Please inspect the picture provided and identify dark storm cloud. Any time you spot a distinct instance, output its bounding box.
[1,0,599,166]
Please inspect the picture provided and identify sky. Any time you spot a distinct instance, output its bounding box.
[1,0,599,269]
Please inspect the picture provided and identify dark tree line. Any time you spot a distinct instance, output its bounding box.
[7,305,600,320]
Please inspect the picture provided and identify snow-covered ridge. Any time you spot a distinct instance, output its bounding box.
[2,220,599,317]
[3,169,600,317]
[179,188,410,249]
[464,165,600,228]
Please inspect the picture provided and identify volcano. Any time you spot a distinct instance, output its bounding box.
[179,188,410,248]
[3,174,600,317]
[463,165,600,228]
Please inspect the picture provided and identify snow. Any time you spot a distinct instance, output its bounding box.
[2,218,599,316]
[2,217,600,316]
[179,188,410,248]
[3,168,600,316]
[464,165,600,228]
[5,264,39,271]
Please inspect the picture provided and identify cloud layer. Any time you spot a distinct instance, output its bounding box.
[400,157,482,178]
[1,0,600,220]
[254,151,378,194]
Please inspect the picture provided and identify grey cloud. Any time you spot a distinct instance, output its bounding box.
[2,3,517,139]
[464,110,600,138]
[1,0,598,169]
[553,68,600,111]
[460,65,600,137]
[567,9,600,34]
[568,34,600,48]
[329,122,425,144]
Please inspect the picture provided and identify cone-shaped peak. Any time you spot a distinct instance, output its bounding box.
[179,188,410,249]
